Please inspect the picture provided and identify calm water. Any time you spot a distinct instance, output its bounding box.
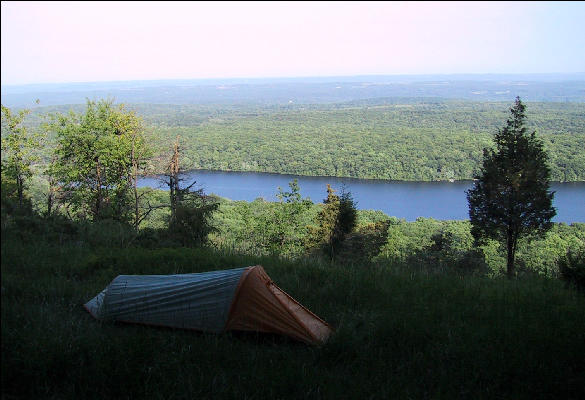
[138,170,585,223]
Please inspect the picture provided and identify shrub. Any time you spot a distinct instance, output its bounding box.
[559,249,585,291]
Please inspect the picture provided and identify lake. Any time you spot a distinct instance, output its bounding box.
[138,170,585,223]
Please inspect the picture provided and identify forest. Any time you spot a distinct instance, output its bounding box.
[22,98,585,182]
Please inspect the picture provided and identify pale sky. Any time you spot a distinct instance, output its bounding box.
[1,1,584,85]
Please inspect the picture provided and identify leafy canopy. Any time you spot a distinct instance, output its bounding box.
[1,105,41,208]
[49,99,146,222]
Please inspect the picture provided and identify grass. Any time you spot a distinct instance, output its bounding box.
[2,237,585,399]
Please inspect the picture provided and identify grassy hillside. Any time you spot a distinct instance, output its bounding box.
[2,217,585,399]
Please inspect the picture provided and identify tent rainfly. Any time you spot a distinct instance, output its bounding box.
[84,265,332,345]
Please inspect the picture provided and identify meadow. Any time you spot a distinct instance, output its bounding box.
[2,209,584,399]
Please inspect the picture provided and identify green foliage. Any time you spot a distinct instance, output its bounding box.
[559,248,585,291]
[338,190,358,239]
[211,198,273,254]
[107,100,585,182]
[427,228,487,273]
[377,217,584,277]
[1,179,34,220]
[210,181,317,257]
[1,105,41,208]
[168,190,220,247]
[306,185,358,261]
[25,100,585,182]
[306,185,338,249]
[338,219,391,264]
[514,223,585,277]
[48,99,147,223]
[161,137,220,247]
[260,179,313,256]
[467,97,556,277]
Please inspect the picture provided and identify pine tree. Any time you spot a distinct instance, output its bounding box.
[309,184,357,261]
[164,136,218,246]
[466,97,556,277]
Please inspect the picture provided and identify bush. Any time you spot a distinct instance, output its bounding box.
[559,249,585,291]
[169,195,219,247]
[337,220,391,264]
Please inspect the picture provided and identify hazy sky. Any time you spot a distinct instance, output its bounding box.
[2,1,584,85]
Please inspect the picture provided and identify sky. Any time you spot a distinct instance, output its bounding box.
[1,1,584,85]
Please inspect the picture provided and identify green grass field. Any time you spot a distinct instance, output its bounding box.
[2,235,584,399]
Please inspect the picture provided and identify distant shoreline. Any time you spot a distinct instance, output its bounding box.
[140,169,583,185]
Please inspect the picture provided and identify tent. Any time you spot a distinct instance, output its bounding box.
[84,265,332,345]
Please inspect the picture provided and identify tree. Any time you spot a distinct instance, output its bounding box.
[50,99,148,223]
[44,153,61,218]
[261,179,312,256]
[1,105,41,209]
[308,184,357,261]
[170,189,219,247]
[166,137,181,225]
[337,219,391,263]
[466,97,556,278]
[128,113,153,231]
[337,189,358,245]
[164,136,219,246]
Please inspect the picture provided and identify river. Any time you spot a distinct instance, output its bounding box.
[138,170,585,223]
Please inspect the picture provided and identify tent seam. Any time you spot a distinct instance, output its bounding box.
[267,282,323,344]
[223,265,255,332]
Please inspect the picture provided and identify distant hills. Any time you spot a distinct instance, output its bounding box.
[2,73,584,107]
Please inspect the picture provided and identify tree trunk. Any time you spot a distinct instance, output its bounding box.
[169,175,177,224]
[95,158,102,220]
[46,180,54,217]
[506,229,517,278]
[168,138,180,226]
[131,135,140,232]
[17,174,24,208]
[46,155,59,217]
[133,172,139,232]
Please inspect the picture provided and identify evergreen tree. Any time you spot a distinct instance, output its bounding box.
[336,189,358,248]
[164,136,219,246]
[309,184,357,261]
[466,97,556,277]
[170,188,219,247]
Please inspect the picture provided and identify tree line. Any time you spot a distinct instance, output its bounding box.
[2,98,582,283]
[1,100,217,248]
[1,99,360,261]
[17,99,585,182]
[135,100,585,182]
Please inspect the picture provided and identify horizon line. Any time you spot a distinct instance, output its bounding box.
[3,71,585,88]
